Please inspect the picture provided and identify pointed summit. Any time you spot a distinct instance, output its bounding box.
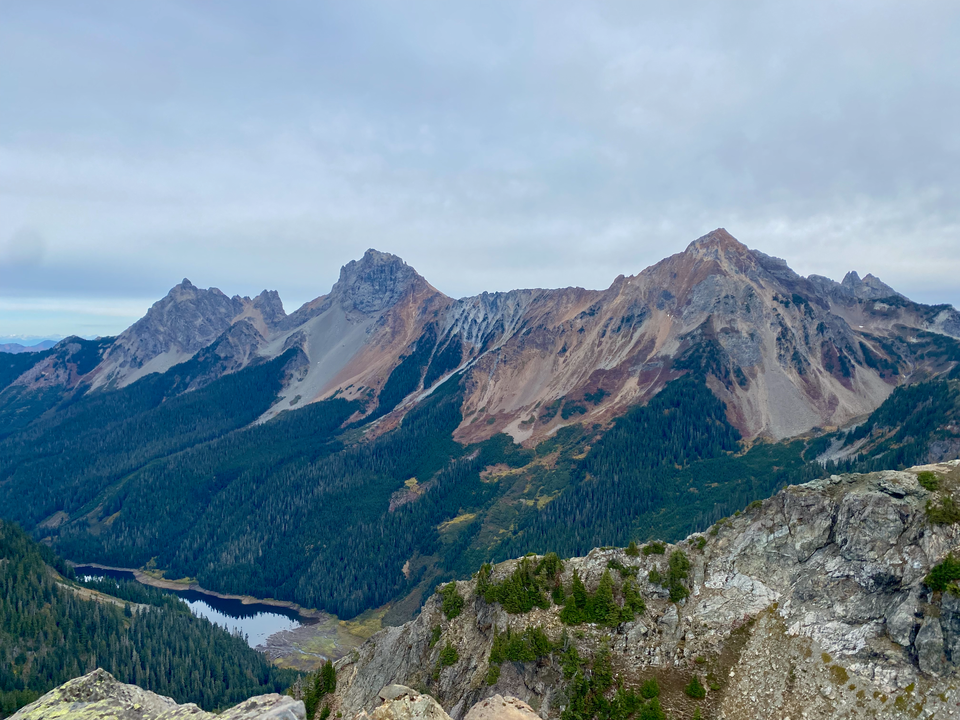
[841,271,861,286]
[116,280,245,360]
[685,228,750,256]
[253,289,286,328]
[333,249,429,314]
[841,271,902,301]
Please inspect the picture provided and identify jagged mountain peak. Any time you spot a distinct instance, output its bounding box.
[806,269,907,306]
[842,270,902,300]
[678,228,764,272]
[332,249,436,314]
[252,289,286,328]
[685,227,748,253]
[361,247,404,264]
[162,278,232,304]
[75,278,251,390]
[153,279,238,311]
[663,228,760,276]
[634,228,762,302]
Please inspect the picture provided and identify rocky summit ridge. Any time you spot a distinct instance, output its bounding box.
[329,460,960,720]
[5,230,960,444]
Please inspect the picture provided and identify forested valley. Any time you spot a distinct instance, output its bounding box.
[0,339,957,624]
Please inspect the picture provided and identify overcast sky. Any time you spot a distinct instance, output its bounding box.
[2,1,959,339]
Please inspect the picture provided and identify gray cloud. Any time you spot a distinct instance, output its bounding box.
[1,227,46,268]
[1,0,958,335]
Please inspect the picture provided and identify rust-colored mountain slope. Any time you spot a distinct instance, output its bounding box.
[430,229,959,442]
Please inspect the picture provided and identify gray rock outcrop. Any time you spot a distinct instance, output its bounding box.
[352,685,452,720]
[10,668,305,720]
[334,250,425,316]
[333,462,960,719]
[462,695,540,720]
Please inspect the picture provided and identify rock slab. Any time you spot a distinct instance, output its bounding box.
[10,669,305,720]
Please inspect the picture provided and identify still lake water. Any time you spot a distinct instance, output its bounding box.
[74,565,307,648]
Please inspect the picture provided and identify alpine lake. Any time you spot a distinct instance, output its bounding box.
[73,565,377,671]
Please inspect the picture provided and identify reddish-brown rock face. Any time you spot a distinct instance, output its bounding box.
[439,228,956,443]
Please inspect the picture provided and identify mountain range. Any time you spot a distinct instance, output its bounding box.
[6,229,960,443]
[0,229,958,624]
[0,340,57,354]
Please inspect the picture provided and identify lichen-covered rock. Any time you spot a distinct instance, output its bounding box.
[333,463,960,719]
[462,695,540,720]
[9,669,305,720]
[916,616,947,676]
[218,693,305,720]
[352,685,452,720]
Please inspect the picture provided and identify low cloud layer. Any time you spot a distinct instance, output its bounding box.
[2,1,958,336]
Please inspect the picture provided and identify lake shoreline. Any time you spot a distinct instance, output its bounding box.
[70,561,372,669]
[69,561,329,622]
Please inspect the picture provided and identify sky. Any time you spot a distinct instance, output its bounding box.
[2,1,959,339]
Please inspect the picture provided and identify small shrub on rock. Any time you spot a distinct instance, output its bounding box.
[587,571,621,626]
[642,541,666,556]
[917,471,940,491]
[537,552,564,579]
[560,643,583,679]
[647,550,692,602]
[479,557,550,614]
[439,643,459,667]
[591,645,614,693]
[684,676,706,699]
[303,660,337,719]
[926,497,960,525]
[560,569,644,626]
[667,550,691,602]
[925,553,960,593]
[489,626,555,665]
[621,578,646,620]
[439,582,464,619]
[607,558,639,578]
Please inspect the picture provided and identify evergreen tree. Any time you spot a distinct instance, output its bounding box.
[560,571,588,624]
[585,570,619,626]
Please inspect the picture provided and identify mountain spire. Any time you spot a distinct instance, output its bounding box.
[332,249,428,314]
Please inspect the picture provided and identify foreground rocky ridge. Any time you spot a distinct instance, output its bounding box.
[331,461,960,719]
[9,669,305,720]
